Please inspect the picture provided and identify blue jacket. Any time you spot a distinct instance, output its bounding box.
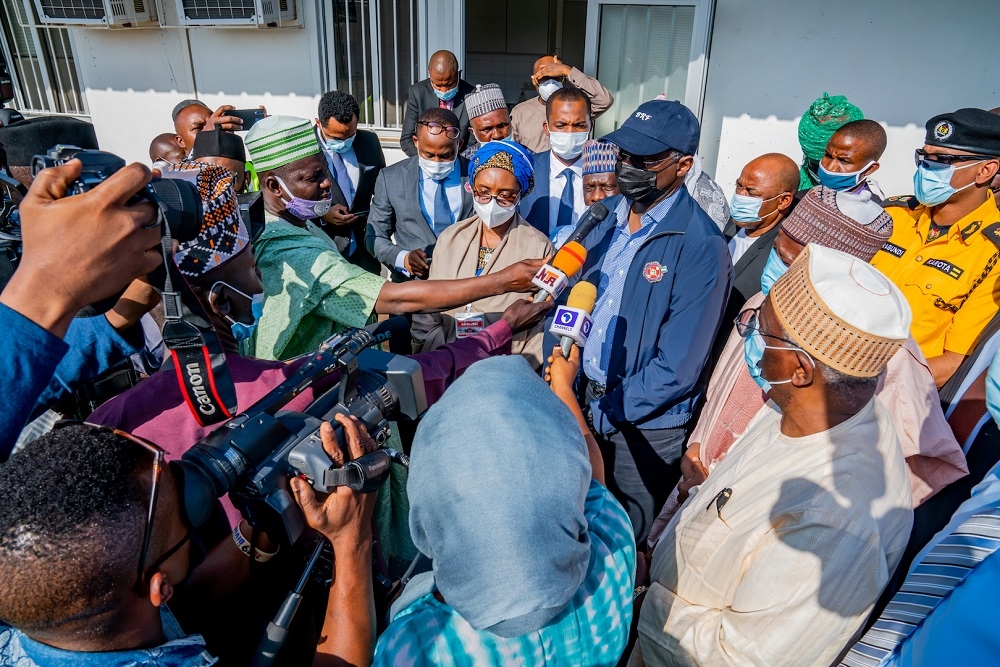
[0,305,142,460]
[519,150,552,236]
[562,190,732,433]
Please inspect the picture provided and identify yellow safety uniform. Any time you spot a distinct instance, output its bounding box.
[872,194,1000,359]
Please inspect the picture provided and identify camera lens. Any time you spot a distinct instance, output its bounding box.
[148,177,202,243]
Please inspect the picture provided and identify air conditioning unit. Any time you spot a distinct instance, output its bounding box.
[174,0,298,27]
[32,0,159,27]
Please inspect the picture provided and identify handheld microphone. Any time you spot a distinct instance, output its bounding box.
[550,281,598,357]
[564,202,610,246]
[532,241,587,303]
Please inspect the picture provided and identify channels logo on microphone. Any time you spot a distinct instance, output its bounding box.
[550,306,593,347]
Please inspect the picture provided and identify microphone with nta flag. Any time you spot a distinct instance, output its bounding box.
[550,281,598,357]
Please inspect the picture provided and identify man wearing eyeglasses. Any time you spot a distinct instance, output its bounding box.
[367,108,474,282]
[0,418,380,667]
[564,100,732,544]
[872,108,1000,387]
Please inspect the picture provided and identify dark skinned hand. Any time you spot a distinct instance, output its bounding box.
[321,203,358,226]
[404,249,430,279]
[531,55,572,86]
[498,256,551,292]
[500,298,553,333]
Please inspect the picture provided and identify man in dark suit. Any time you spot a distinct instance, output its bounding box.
[518,88,590,240]
[314,90,386,273]
[399,50,476,158]
[714,153,799,357]
[366,108,474,281]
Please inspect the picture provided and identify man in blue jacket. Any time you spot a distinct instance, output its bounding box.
[574,100,732,542]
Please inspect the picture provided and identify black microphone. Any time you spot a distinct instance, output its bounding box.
[363,316,411,354]
[565,202,610,246]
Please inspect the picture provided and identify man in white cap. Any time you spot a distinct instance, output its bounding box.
[244,115,546,360]
[631,244,915,667]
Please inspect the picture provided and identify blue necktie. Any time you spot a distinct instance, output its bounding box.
[331,153,354,206]
[557,167,575,229]
[840,506,1000,666]
[433,179,453,236]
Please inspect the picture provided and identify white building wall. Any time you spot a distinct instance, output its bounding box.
[66,0,470,165]
[700,0,1000,200]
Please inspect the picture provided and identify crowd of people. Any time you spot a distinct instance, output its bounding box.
[0,45,999,667]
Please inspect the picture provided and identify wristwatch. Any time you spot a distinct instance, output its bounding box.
[583,405,598,436]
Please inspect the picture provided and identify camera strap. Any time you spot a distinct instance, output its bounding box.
[157,217,238,427]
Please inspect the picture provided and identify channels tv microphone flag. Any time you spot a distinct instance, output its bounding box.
[532,241,587,303]
[550,281,598,357]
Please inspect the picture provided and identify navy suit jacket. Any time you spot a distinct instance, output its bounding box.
[520,150,552,236]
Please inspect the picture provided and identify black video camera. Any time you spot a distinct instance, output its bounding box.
[173,327,428,546]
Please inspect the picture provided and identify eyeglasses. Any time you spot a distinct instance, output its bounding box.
[618,150,680,170]
[52,420,184,596]
[734,307,801,347]
[418,121,460,139]
[473,190,519,207]
[914,148,997,167]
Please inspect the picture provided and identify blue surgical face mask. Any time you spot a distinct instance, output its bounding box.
[325,134,356,155]
[500,134,516,144]
[742,327,807,393]
[434,86,459,102]
[212,282,264,342]
[914,159,983,207]
[818,160,874,191]
[760,248,789,296]
[730,192,781,224]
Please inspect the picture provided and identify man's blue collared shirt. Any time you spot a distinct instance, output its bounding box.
[583,191,681,385]
[0,607,216,666]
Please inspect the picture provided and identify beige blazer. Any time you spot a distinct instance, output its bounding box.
[411,213,554,368]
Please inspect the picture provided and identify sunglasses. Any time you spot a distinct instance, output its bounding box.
[53,421,190,596]
[418,121,460,139]
[914,148,998,167]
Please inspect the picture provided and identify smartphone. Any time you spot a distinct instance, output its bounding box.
[352,209,370,217]
[230,108,266,131]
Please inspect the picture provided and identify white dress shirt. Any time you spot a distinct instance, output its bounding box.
[547,154,585,237]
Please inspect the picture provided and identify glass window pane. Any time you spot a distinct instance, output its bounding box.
[595,4,695,137]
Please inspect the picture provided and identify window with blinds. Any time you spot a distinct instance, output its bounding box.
[594,4,695,137]
[0,0,88,116]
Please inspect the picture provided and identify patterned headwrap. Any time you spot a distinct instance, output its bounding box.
[469,140,534,196]
[582,139,617,175]
[797,93,864,189]
[164,162,250,277]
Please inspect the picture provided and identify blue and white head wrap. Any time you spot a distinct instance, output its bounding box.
[469,140,535,196]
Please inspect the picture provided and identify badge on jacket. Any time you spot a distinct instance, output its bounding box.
[643,261,665,283]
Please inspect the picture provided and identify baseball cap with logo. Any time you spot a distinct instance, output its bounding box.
[601,99,700,158]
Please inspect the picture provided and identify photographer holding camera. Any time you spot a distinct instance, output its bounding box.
[0,147,163,458]
[0,416,379,667]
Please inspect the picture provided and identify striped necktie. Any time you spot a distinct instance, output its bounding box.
[840,505,1000,666]
[557,167,575,229]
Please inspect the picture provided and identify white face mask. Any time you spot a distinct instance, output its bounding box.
[418,157,456,181]
[548,131,589,160]
[474,197,518,228]
[538,79,563,102]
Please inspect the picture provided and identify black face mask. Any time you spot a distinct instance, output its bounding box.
[615,160,668,205]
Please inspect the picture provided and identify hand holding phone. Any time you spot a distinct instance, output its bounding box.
[229,108,267,131]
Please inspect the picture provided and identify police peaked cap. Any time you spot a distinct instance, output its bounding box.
[924,108,1000,156]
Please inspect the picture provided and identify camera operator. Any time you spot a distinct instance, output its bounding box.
[0,118,164,457]
[0,153,162,458]
[0,418,379,667]
[89,164,552,509]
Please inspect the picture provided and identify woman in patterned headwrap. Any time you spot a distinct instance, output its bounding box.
[411,141,554,369]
